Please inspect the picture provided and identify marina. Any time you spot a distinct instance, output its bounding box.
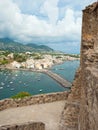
[0,61,79,100]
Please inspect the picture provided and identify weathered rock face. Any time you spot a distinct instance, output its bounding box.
[59,69,81,130]
[79,2,98,130]
[0,122,45,130]
[60,2,98,130]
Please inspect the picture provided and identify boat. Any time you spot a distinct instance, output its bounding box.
[0,87,3,89]
[7,85,10,87]
[37,78,40,81]
[1,82,5,85]
[39,89,42,92]
[10,81,13,84]
[10,88,15,91]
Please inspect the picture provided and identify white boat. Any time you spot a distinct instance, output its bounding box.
[7,85,10,87]
[10,81,13,84]
[0,87,3,89]
[37,78,40,81]
[39,89,42,92]
[1,82,5,85]
[10,88,15,91]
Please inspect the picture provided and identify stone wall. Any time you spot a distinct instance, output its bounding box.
[60,2,98,130]
[0,91,68,111]
[59,69,81,130]
[0,122,45,130]
[79,2,98,130]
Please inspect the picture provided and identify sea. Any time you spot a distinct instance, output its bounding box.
[0,60,80,100]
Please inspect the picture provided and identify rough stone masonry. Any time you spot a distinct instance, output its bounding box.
[59,2,98,130]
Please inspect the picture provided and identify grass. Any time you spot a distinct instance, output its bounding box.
[11,91,31,99]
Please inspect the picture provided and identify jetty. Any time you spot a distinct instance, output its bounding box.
[30,69,72,88]
[41,70,72,88]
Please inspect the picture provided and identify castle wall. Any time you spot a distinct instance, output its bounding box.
[0,122,45,130]
[79,2,98,130]
[0,91,68,111]
[59,2,98,130]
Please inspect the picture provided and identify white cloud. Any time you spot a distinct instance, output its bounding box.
[40,0,59,25]
[0,0,91,44]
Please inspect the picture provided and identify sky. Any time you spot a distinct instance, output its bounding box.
[0,0,96,54]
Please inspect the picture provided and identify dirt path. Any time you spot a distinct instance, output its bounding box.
[0,101,65,130]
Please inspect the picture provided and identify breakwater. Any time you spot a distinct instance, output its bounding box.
[43,70,72,88]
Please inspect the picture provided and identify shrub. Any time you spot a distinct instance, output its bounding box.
[11,92,31,99]
[34,55,43,59]
[0,59,9,65]
[56,56,62,59]
[13,53,27,62]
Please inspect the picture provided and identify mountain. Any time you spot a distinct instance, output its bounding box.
[0,38,54,52]
[27,43,53,52]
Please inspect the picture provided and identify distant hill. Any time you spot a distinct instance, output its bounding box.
[0,38,54,52]
[27,43,53,52]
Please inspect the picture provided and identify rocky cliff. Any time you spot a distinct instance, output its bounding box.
[60,2,98,130]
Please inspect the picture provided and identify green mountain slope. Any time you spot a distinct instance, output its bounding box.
[27,43,53,52]
[0,38,54,52]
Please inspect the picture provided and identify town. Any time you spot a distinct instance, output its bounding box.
[0,51,80,70]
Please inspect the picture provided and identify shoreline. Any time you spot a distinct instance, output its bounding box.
[49,59,80,69]
[0,60,80,100]
[0,59,80,72]
[0,61,73,89]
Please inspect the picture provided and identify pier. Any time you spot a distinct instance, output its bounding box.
[41,70,72,88]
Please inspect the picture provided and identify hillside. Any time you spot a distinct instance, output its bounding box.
[0,38,54,52]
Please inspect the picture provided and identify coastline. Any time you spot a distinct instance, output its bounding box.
[0,63,72,88]
[0,59,80,72]
[0,60,80,100]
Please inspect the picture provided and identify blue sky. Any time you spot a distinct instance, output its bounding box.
[0,0,95,53]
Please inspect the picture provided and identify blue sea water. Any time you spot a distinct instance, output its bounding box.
[0,61,80,100]
[51,60,80,82]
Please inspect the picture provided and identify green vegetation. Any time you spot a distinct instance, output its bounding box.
[29,52,43,60]
[0,51,10,56]
[56,56,62,59]
[34,55,43,60]
[0,59,9,65]
[11,92,31,99]
[64,54,80,58]
[13,53,27,62]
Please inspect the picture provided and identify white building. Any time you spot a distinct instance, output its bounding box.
[25,52,32,55]
[26,59,34,69]
[35,62,43,70]
[11,61,21,68]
